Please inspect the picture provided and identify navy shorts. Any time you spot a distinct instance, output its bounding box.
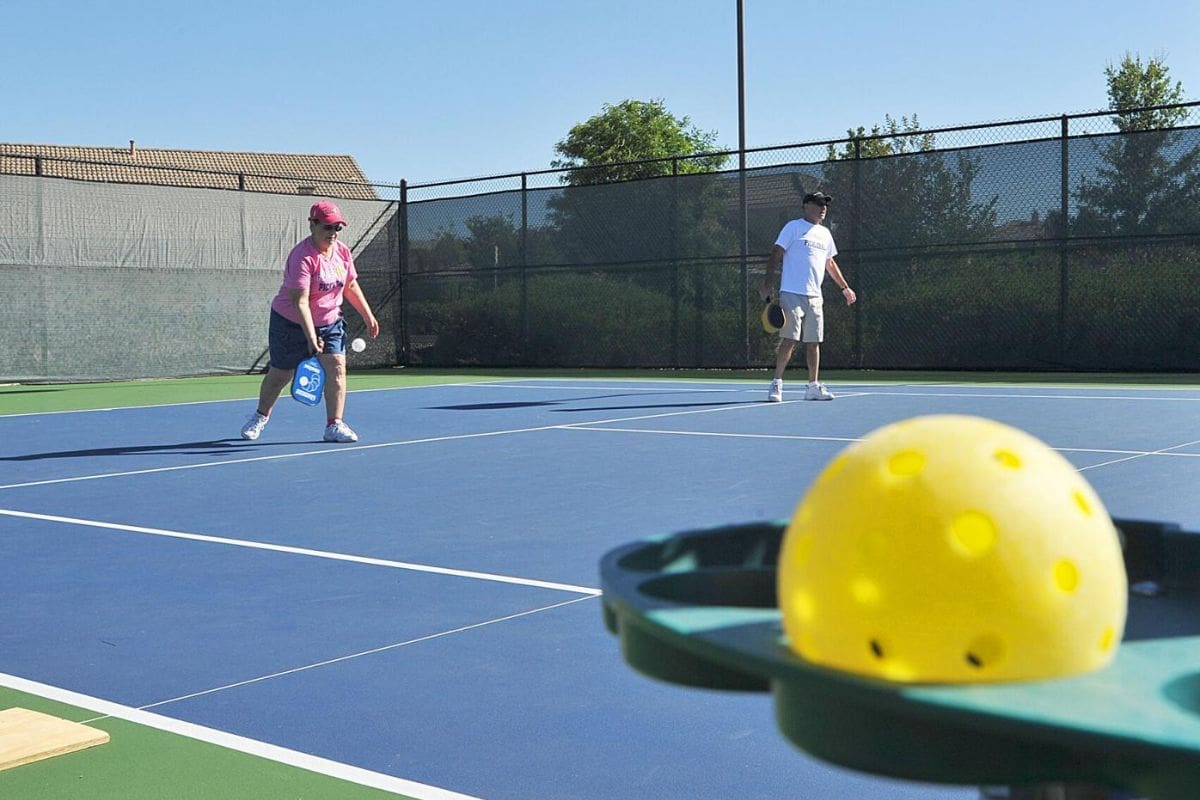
[268,310,346,370]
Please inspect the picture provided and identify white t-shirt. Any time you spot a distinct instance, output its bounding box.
[775,219,837,296]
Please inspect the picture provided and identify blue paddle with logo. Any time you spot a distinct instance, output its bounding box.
[290,356,325,406]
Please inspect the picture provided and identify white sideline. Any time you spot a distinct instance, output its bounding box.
[0,672,483,800]
[0,508,600,596]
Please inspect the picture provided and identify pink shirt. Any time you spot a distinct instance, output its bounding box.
[270,238,357,327]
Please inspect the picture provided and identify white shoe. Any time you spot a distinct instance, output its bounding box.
[767,378,783,403]
[240,412,269,440]
[805,382,834,401]
[323,420,359,443]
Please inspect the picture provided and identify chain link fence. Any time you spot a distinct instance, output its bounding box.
[3,103,1198,381]
[403,102,1200,372]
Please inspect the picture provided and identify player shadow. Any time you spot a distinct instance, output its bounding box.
[0,439,308,461]
[429,392,663,411]
[430,400,563,411]
[551,400,759,412]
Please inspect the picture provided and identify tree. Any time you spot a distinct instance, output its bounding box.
[551,99,728,186]
[545,99,739,365]
[545,99,735,267]
[825,115,934,160]
[822,114,998,250]
[1074,53,1198,236]
[1104,53,1188,132]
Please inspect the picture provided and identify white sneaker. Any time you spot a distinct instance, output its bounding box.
[323,420,358,443]
[805,382,834,401]
[240,412,269,440]
[767,378,783,402]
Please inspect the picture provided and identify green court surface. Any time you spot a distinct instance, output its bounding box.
[0,686,411,800]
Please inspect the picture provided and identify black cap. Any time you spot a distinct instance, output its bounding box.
[803,191,833,206]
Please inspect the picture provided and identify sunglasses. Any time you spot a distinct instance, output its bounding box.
[312,222,345,232]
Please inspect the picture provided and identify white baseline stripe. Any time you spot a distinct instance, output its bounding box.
[0,508,599,596]
[567,426,1200,461]
[6,380,1193,421]
[570,426,859,443]
[460,382,751,392]
[0,672,482,800]
[3,385,1188,492]
[0,423,571,490]
[0,398,782,491]
[854,389,1200,401]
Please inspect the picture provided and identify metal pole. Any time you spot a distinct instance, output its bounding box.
[521,172,529,360]
[398,180,410,365]
[1059,115,1070,364]
[737,0,750,366]
[671,157,680,367]
[852,137,863,368]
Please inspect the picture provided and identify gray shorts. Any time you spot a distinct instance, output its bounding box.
[779,291,824,343]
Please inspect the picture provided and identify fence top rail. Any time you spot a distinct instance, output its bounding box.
[3,101,1196,196]
[0,150,404,193]
[402,101,1200,191]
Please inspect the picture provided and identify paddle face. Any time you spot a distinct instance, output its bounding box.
[291,356,325,406]
[762,302,786,333]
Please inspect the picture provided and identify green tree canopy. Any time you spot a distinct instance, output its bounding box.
[822,114,998,250]
[1074,53,1198,236]
[551,99,728,185]
[825,115,934,160]
[1104,53,1188,132]
[545,98,736,272]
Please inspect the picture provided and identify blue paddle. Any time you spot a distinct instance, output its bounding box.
[290,356,325,406]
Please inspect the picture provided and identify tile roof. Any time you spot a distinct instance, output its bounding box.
[0,142,380,200]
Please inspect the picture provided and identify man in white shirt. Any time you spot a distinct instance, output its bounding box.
[760,191,857,402]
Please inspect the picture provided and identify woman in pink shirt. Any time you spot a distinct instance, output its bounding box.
[240,200,380,443]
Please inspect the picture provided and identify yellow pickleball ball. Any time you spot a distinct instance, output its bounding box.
[777,415,1127,683]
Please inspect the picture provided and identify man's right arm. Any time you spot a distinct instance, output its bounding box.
[761,244,785,301]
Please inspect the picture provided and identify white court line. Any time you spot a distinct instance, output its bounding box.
[0,380,512,419]
[568,426,1200,462]
[0,423,573,490]
[0,399,783,491]
[6,379,1195,421]
[1077,439,1200,472]
[0,672,483,800]
[133,595,597,714]
[0,508,600,596]
[3,384,1192,492]
[457,382,752,392]
[902,381,1200,391]
[571,427,860,444]
[850,389,1200,402]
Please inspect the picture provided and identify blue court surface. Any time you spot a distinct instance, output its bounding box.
[3,376,1199,799]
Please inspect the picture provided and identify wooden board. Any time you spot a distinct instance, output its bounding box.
[0,707,110,771]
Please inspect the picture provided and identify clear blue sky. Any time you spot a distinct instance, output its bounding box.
[4,0,1198,187]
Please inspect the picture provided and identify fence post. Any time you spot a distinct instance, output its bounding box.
[1059,115,1070,362]
[851,136,863,368]
[520,172,529,361]
[398,180,410,366]
[739,142,750,367]
[670,157,680,367]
